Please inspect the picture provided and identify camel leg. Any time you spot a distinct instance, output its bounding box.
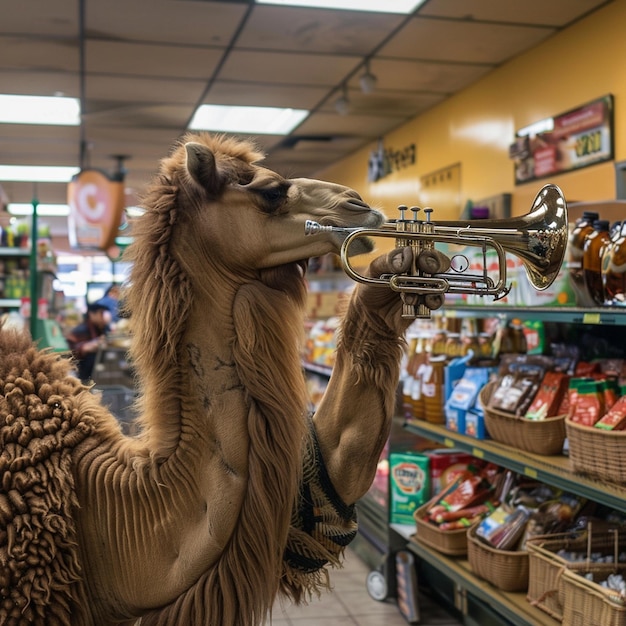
[313,248,415,505]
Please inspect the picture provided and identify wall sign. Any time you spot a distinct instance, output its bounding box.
[368,139,416,182]
[511,94,614,185]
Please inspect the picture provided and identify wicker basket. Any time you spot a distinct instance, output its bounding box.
[561,563,626,626]
[479,381,566,456]
[527,530,626,622]
[566,416,626,484]
[466,525,529,592]
[413,501,474,556]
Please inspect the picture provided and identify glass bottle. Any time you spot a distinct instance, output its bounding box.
[568,210,599,307]
[603,221,626,307]
[583,219,611,306]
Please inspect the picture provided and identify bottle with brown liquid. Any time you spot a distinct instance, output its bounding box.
[569,210,599,306]
[602,221,626,307]
[583,219,611,306]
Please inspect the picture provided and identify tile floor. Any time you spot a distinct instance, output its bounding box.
[267,548,462,625]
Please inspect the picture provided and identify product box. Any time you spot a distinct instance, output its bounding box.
[389,452,430,524]
[444,353,474,403]
[425,449,475,496]
[445,368,491,434]
[465,406,487,439]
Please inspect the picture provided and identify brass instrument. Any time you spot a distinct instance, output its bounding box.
[305,183,568,319]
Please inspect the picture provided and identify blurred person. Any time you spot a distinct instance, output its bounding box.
[66,302,113,383]
[95,283,122,322]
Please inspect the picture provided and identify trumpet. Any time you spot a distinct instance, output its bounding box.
[305,183,568,319]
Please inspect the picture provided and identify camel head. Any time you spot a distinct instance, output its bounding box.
[147,133,384,280]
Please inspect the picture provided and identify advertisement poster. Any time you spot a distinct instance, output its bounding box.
[511,95,613,185]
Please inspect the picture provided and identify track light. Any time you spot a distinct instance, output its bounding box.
[359,62,377,94]
[334,86,350,115]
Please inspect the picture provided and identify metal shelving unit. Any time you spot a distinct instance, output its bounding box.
[405,419,626,513]
[440,304,626,326]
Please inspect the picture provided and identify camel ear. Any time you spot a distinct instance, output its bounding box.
[184,142,224,193]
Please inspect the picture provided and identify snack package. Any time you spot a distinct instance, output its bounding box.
[595,393,626,431]
[426,475,493,520]
[489,355,552,416]
[569,379,606,427]
[475,505,530,550]
[426,449,476,496]
[525,371,570,420]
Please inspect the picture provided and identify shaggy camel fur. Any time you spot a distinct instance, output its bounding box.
[0,133,415,625]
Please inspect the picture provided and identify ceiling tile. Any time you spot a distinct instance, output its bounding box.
[0,37,78,72]
[205,81,329,109]
[420,0,611,27]
[0,70,79,97]
[380,16,556,64]
[220,50,361,86]
[239,5,404,55]
[368,58,493,93]
[1,0,78,36]
[85,40,223,80]
[84,75,206,105]
[85,0,247,47]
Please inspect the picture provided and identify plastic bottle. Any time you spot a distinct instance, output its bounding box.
[568,210,599,306]
[602,221,626,307]
[582,219,611,306]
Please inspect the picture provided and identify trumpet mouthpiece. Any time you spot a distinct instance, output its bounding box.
[304,220,330,235]
[304,220,360,236]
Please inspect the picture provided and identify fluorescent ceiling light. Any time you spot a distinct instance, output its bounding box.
[0,94,80,125]
[189,104,308,135]
[0,165,80,183]
[255,0,426,14]
[7,203,70,217]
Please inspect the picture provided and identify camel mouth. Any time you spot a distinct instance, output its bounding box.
[296,259,308,278]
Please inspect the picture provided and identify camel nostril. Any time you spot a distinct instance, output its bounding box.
[344,198,371,211]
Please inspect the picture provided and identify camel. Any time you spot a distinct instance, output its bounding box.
[0,132,415,626]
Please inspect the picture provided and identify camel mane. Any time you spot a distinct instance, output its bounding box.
[124,133,266,391]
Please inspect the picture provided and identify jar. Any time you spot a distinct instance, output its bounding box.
[602,221,626,307]
[583,219,611,306]
[568,210,599,307]
[445,332,462,358]
[421,354,447,424]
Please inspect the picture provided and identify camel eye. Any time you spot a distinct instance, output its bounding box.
[256,183,289,214]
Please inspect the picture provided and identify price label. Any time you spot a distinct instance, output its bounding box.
[524,467,538,479]
[472,448,484,459]
[444,438,455,448]
[582,313,601,325]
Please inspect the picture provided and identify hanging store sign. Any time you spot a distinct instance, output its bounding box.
[511,94,614,185]
[368,139,416,182]
[67,169,125,250]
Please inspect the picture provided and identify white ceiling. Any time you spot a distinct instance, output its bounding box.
[0,0,613,224]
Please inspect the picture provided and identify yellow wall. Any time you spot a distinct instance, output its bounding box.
[317,0,626,220]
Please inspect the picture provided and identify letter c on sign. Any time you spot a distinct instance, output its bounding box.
[77,182,107,223]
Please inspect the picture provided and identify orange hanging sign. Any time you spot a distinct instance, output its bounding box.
[67,169,125,250]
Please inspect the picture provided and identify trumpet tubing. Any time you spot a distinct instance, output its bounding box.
[305,184,568,319]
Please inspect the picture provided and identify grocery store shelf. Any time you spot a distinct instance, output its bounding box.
[404,419,626,514]
[0,298,21,308]
[0,247,30,256]
[302,361,333,377]
[407,538,555,626]
[440,305,626,326]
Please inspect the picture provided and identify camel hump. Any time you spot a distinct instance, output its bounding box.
[0,326,93,622]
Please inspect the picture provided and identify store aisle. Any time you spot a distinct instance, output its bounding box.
[267,548,462,625]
